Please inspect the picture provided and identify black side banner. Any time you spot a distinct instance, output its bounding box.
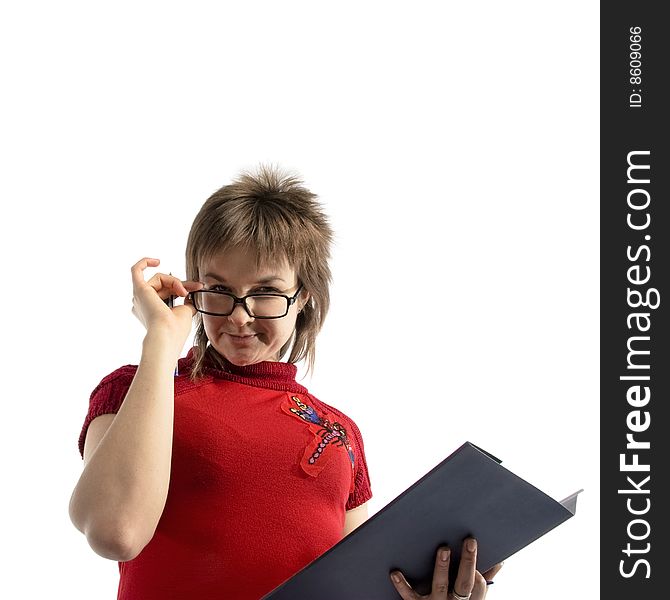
[601,2,669,597]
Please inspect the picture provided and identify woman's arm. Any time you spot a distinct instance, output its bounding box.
[68,330,182,561]
[343,501,369,537]
[69,258,202,561]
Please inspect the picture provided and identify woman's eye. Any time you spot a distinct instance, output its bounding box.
[208,285,277,293]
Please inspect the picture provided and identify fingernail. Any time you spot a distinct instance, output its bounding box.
[486,581,495,586]
[391,573,401,584]
[467,538,477,552]
[440,549,450,562]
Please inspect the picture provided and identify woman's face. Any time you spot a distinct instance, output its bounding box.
[198,246,309,366]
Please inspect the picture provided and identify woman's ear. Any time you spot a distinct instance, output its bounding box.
[299,290,311,312]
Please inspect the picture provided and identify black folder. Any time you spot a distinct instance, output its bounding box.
[262,441,581,600]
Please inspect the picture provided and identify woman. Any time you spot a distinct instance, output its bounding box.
[69,165,500,599]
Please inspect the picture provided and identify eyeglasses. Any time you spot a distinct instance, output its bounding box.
[188,284,303,319]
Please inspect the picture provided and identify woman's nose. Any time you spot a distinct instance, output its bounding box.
[227,302,254,325]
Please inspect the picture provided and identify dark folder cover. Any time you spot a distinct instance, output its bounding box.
[262,442,580,600]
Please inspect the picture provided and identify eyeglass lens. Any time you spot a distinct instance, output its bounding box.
[193,292,288,317]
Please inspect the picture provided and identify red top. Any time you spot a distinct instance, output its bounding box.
[78,348,372,599]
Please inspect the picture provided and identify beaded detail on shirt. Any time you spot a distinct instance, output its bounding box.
[281,393,356,495]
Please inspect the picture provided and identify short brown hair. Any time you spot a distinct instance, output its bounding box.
[184,164,334,381]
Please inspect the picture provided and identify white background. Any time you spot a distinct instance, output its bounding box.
[1,1,598,598]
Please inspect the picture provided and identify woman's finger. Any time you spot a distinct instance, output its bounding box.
[481,563,503,582]
[430,547,451,599]
[130,257,161,289]
[471,571,488,599]
[145,273,188,298]
[131,258,202,301]
[129,258,202,329]
[181,279,205,294]
[130,258,182,297]
[451,538,477,599]
[182,294,198,317]
[164,284,203,312]
[149,276,202,298]
[389,570,421,600]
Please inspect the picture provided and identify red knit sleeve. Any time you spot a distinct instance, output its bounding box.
[343,416,373,510]
[307,396,373,510]
[77,365,138,459]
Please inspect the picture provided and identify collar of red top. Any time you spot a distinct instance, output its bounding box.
[180,346,307,394]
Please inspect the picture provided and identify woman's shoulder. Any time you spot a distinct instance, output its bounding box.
[89,363,139,398]
[94,363,138,385]
[91,347,215,395]
[303,393,366,442]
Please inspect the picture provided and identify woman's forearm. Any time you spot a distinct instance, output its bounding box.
[69,331,181,560]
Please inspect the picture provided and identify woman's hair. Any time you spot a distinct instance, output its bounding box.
[185,164,334,381]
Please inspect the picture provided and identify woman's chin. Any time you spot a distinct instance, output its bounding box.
[227,356,256,366]
[221,345,261,366]
[213,336,277,365]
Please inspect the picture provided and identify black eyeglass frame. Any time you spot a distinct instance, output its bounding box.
[188,284,304,319]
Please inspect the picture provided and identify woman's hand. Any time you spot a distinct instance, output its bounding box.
[130,257,204,342]
[390,538,503,600]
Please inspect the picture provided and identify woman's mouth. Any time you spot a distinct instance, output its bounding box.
[226,333,257,344]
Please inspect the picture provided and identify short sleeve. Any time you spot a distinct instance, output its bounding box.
[343,417,373,510]
[303,394,373,510]
[77,365,138,459]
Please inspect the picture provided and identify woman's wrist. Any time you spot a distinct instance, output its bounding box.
[142,328,187,365]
